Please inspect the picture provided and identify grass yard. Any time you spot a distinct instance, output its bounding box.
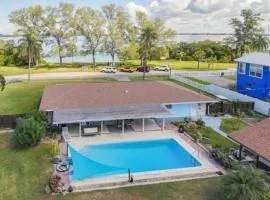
[0,131,221,200]
[223,75,235,81]
[0,66,104,76]
[0,61,235,76]
[0,132,52,200]
[220,118,248,134]
[185,77,210,85]
[199,127,238,151]
[129,75,170,81]
[127,60,235,71]
[0,77,117,115]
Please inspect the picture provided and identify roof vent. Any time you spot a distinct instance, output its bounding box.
[125,90,129,94]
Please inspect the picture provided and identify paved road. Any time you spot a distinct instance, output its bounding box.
[4,69,235,82]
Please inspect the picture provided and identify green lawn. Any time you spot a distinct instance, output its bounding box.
[220,118,248,134]
[127,60,235,71]
[0,66,102,76]
[223,75,235,81]
[0,132,52,200]
[0,61,235,76]
[0,132,221,200]
[0,77,117,115]
[129,75,170,81]
[198,127,238,151]
[185,77,210,85]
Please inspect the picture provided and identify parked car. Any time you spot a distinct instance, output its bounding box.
[100,67,117,73]
[137,66,151,73]
[120,67,136,73]
[154,65,170,71]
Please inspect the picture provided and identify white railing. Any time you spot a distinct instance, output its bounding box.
[171,74,270,116]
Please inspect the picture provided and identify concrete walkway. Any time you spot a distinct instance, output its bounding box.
[202,116,228,137]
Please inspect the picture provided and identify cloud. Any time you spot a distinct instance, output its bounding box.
[146,0,270,35]
[125,2,149,22]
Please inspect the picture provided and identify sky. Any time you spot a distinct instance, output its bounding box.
[0,0,269,35]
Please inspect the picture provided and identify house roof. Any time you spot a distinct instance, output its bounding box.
[229,118,270,161]
[235,52,270,66]
[40,81,214,111]
[53,104,174,124]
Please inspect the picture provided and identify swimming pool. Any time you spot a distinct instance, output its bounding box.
[69,139,201,181]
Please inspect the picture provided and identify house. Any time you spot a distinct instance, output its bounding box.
[39,81,216,136]
[229,118,270,168]
[235,52,270,100]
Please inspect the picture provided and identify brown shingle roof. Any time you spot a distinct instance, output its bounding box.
[39,81,214,111]
[229,118,270,161]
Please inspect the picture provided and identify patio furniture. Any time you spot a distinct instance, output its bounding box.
[83,127,99,136]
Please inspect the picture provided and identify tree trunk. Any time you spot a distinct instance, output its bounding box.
[197,61,200,70]
[92,50,96,71]
[28,48,31,84]
[111,54,115,67]
[59,56,63,66]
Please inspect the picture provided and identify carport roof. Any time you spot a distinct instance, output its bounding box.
[53,104,174,124]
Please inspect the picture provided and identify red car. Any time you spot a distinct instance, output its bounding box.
[137,66,151,73]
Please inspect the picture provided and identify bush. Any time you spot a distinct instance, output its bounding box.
[13,111,48,148]
[195,118,205,128]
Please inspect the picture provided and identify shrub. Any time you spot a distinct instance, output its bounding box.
[13,111,48,148]
[195,118,205,128]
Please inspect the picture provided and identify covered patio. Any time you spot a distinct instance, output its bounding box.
[53,104,174,137]
[229,118,270,168]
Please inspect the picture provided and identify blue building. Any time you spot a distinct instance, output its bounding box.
[235,52,270,101]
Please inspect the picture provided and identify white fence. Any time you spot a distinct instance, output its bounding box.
[174,70,236,78]
[171,74,270,116]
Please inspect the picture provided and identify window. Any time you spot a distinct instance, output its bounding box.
[250,64,263,78]
[238,63,246,74]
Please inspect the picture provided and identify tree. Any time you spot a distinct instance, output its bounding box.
[137,12,175,79]
[75,7,105,68]
[221,166,270,200]
[194,50,206,70]
[9,5,44,82]
[44,3,75,65]
[226,9,269,56]
[0,75,5,91]
[176,51,186,61]
[18,30,42,83]
[206,56,217,69]
[102,4,130,66]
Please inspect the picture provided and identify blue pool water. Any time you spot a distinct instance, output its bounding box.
[69,139,201,181]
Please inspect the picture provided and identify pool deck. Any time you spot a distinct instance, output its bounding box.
[67,130,224,192]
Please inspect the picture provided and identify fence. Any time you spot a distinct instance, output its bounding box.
[207,101,255,115]
[0,114,24,129]
[174,70,236,78]
[171,74,270,116]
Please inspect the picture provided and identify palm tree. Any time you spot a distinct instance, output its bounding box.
[18,30,42,83]
[222,166,270,200]
[139,23,158,80]
[0,75,5,91]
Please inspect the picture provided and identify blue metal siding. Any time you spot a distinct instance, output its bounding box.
[236,62,270,100]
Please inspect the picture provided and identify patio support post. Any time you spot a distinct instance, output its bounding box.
[239,145,243,161]
[122,119,125,134]
[162,118,165,132]
[101,121,103,134]
[256,155,259,168]
[142,118,145,132]
[79,123,82,137]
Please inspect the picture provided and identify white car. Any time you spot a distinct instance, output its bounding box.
[154,65,170,71]
[100,67,117,73]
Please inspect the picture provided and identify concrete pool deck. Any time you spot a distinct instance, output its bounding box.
[68,130,224,192]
